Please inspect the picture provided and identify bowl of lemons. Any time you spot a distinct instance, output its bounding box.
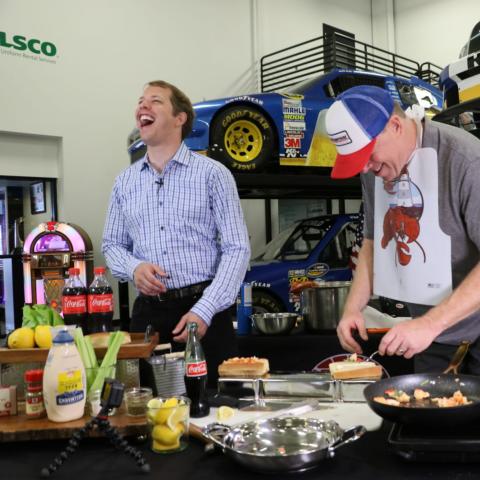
[147,396,191,453]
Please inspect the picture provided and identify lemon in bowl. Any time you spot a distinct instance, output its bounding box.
[147,396,191,453]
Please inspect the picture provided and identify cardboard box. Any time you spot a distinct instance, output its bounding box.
[0,385,17,416]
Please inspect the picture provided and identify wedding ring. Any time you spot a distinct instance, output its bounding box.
[398,349,405,354]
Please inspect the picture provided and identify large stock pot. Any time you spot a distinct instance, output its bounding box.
[301,281,351,331]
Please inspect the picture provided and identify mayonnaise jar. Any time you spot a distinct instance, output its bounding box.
[43,329,86,422]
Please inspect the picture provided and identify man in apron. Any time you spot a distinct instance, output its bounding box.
[324,85,480,373]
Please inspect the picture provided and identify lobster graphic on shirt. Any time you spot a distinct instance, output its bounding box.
[381,169,426,266]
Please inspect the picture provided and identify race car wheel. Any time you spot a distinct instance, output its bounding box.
[252,291,284,314]
[209,106,275,172]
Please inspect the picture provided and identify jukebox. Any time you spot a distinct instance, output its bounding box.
[23,221,94,309]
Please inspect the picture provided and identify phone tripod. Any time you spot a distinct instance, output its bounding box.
[40,405,151,477]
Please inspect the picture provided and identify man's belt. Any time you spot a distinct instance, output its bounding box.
[140,280,211,302]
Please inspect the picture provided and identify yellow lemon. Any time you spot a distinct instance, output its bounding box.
[152,424,183,446]
[7,327,35,349]
[34,325,53,348]
[153,406,173,425]
[216,406,235,422]
[147,398,164,409]
[167,405,188,431]
[151,398,179,424]
[163,397,179,408]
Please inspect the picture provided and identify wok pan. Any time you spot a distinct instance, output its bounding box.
[364,342,480,427]
[202,417,365,474]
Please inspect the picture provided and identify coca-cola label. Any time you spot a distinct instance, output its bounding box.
[62,295,87,314]
[88,294,113,313]
[186,361,207,377]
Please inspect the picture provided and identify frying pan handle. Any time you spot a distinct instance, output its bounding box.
[444,341,470,374]
[328,425,367,456]
[201,423,232,450]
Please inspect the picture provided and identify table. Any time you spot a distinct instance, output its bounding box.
[2,422,475,480]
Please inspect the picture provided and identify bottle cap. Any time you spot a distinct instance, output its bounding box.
[25,369,44,383]
[53,329,74,343]
[94,266,106,275]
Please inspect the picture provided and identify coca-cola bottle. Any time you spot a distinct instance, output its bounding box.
[184,323,210,418]
[62,267,87,332]
[87,266,113,333]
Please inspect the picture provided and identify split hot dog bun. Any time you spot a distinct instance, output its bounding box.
[87,331,131,349]
[218,357,270,378]
[329,358,382,380]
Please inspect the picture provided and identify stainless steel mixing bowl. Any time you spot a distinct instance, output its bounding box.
[250,313,298,335]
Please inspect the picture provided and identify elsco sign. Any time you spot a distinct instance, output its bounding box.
[0,31,57,57]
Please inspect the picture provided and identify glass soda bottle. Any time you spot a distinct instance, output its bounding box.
[87,266,113,333]
[62,267,87,332]
[184,323,210,418]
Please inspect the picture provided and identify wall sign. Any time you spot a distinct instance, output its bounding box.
[30,181,46,214]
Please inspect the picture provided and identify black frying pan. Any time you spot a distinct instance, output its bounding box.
[364,342,480,427]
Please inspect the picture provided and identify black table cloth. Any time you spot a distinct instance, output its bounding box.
[2,422,476,480]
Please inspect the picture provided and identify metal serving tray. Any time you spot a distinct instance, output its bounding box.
[218,372,375,403]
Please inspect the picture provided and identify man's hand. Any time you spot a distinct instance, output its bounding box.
[378,315,440,358]
[172,312,208,343]
[337,310,368,354]
[133,262,168,296]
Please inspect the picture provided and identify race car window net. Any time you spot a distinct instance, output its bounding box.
[326,75,385,98]
[258,217,334,262]
[318,221,358,268]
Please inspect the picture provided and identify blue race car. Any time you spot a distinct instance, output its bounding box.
[129,68,442,171]
[245,213,361,314]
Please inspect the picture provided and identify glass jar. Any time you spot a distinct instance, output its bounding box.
[24,369,46,419]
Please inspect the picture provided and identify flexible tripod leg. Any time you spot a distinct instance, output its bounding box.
[40,416,97,477]
[40,413,150,477]
[97,417,150,473]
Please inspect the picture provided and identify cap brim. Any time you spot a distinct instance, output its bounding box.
[330,138,377,179]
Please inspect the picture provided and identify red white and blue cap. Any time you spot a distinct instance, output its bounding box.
[325,85,394,179]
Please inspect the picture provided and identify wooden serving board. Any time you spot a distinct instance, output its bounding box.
[0,408,148,442]
[0,333,159,364]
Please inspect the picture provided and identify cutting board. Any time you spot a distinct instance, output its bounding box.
[0,333,158,364]
[0,408,148,443]
[190,402,383,433]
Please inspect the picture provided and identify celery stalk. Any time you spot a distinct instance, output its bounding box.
[89,331,125,394]
[74,327,99,393]
[74,328,91,368]
[84,336,99,370]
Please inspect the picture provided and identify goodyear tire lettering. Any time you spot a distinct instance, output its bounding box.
[210,105,276,172]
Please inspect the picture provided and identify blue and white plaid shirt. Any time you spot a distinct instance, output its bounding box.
[102,143,251,326]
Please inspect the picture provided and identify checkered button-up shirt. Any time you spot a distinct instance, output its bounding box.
[102,143,251,325]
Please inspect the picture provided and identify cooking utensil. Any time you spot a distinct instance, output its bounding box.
[301,282,351,332]
[250,313,298,335]
[202,417,365,473]
[363,342,480,426]
[367,350,379,361]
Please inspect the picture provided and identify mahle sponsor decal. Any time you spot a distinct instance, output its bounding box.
[0,31,57,62]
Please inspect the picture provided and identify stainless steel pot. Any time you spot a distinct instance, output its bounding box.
[301,281,351,331]
[202,417,365,474]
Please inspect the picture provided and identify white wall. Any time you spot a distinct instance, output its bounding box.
[393,0,480,68]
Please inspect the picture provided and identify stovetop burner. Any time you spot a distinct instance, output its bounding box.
[389,423,480,462]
